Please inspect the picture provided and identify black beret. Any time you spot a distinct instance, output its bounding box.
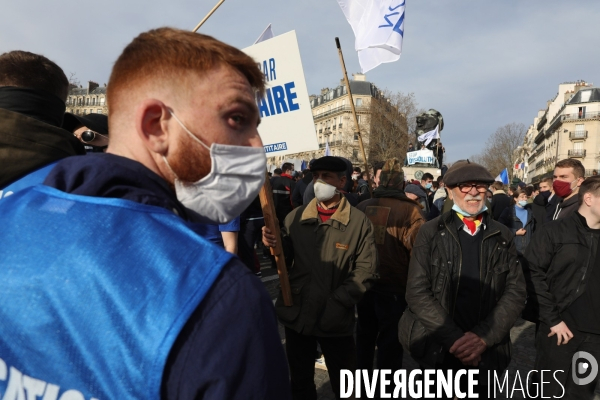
[62,112,109,136]
[310,156,347,172]
[443,159,495,186]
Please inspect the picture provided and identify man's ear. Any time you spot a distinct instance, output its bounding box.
[135,99,171,155]
[339,175,347,190]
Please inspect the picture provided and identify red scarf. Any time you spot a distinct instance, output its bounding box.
[457,213,483,235]
[317,205,337,222]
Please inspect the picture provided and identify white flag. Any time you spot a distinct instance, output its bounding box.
[254,24,274,44]
[417,125,439,147]
[336,0,405,73]
[325,139,331,156]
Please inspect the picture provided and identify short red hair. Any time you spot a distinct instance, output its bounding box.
[107,27,265,114]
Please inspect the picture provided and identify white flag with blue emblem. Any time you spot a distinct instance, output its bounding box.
[337,0,405,73]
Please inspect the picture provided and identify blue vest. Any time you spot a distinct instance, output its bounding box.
[0,162,56,200]
[0,185,232,399]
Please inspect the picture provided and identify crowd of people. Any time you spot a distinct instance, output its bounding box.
[1,27,600,400]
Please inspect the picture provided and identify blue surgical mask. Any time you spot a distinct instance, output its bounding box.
[425,183,432,190]
[452,203,488,217]
[518,200,528,207]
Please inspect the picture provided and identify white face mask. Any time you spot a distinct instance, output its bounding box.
[314,179,338,202]
[164,110,266,224]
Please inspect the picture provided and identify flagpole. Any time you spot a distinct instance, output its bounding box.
[192,0,226,32]
[335,37,373,195]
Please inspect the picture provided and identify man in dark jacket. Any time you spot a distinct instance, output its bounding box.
[355,159,424,375]
[531,177,554,226]
[0,50,85,190]
[491,181,512,220]
[524,176,600,399]
[263,156,378,400]
[399,160,526,396]
[552,158,585,220]
[272,162,296,225]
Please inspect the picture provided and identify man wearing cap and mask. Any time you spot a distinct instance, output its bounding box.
[399,160,525,397]
[355,159,424,376]
[263,155,378,399]
[0,28,289,399]
[0,50,85,193]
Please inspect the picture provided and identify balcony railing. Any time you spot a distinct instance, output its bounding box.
[563,111,600,121]
[568,149,586,158]
[312,105,370,120]
[332,125,337,130]
[536,161,545,170]
[569,131,588,140]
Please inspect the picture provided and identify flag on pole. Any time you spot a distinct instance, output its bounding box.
[520,162,525,170]
[325,139,331,156]
[254,23,274,44]
[514,163,520,170]
[416,125,439,147]
[300,160,307,170]
[495,168,509,185]
[336,0,405,73]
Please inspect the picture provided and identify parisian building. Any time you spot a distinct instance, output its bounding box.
[515,81,600,184]
[65,81,108,116]
[267,73,382,169]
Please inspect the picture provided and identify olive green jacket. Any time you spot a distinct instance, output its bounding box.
[0,108,85,188]
[275,196,379,337]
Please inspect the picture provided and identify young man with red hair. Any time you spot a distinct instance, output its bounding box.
[0,28,289,399]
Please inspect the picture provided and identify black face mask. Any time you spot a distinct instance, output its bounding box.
[0,86,66,127]
[541,190,552,200]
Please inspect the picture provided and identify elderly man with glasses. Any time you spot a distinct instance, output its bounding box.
[399,160,526,398]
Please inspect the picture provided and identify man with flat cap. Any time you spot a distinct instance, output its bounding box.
[399,160,526,397]
[263,155,379,400]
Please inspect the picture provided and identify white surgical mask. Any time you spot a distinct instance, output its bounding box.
[164,110,266,224]
[314,179,338,202]
[518,200,528,207]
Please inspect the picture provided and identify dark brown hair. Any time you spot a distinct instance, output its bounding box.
[579,176,600,206]
[107,28,265,114]
[0,50,68,101]
[555,158,585,179]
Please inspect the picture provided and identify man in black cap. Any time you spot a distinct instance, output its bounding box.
[399,160,526,397]
[263,155,378,400]
[62,112,109,152]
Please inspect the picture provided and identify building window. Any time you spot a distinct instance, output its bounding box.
[99,97,105,105]
[357,115,361,123]
[97,109,102,114]
[85,98,90,106]
[581,90,592,103]
[355,98,362,107]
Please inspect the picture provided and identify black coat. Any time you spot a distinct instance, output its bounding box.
[398,211,526,371]
[498,204,534,255]
[523,212,600,328]
[491,192,512,220]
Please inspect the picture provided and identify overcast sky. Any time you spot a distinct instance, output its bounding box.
[1,0,599,162]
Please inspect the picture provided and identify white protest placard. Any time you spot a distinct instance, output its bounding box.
[243,31,318,157]
[407,149,435,165]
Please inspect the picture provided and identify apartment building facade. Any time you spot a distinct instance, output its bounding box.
[267,73,381,169]
[516,81,600,184]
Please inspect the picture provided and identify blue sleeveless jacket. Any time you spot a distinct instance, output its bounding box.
[0,185,232,399]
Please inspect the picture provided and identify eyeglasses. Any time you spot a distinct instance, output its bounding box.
[457,183,489,193]
[79,130,108,144]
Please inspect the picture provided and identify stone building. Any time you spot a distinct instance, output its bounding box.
[267,73,382,169]
[516,81,600,184]
[65,81,108,116]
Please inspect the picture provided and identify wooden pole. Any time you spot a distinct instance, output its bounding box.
[259,171,293,306]
[192,0,226,32]
[335,37,373,194]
